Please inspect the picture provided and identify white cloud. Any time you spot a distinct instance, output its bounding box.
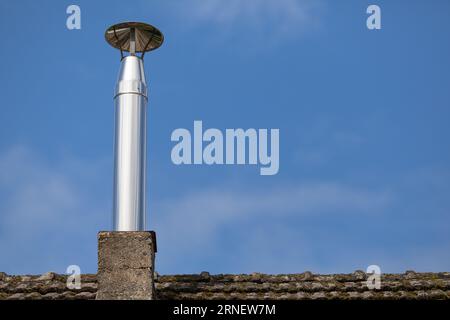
[167,0,324,39]
[1,145,449,275]
[152,168,450,274]
[189,0,316,24]
[153,182,393,273]
[0,146,110,274]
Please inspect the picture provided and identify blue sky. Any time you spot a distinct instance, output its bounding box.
[0,0,449,275]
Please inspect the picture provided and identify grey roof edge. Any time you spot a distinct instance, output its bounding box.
[1,271,449,300]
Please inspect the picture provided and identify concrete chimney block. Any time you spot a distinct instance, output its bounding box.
[96,231,157,300]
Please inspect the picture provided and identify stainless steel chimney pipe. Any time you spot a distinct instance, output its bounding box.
[105,22,164,231]
[113,55,147,230]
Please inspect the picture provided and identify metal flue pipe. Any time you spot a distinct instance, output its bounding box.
[105,22,164,231]
[112,55,147,231]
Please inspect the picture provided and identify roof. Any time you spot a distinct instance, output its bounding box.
[1,271,449,300]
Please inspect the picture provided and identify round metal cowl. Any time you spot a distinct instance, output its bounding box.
[105,21,164,53]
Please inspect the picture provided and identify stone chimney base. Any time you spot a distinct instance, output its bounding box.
[96,231,157,300]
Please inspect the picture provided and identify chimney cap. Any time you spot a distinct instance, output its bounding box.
[105,21,164,54]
